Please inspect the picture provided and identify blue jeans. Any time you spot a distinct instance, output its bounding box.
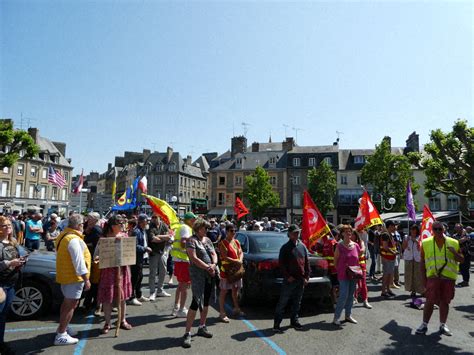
[274,279,305,325]
[0,286,16,343]
[25,239,40,250]
[334,279,357,320]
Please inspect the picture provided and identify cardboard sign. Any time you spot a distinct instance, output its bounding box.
[98,237,136,269]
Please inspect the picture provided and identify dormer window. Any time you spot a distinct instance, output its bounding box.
[269,157,276,165]
[236,158,242,167]
[169,162,176,172]
[354,155,365,164]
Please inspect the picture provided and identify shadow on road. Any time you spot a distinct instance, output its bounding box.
[454,304,474,321]
[113,336,183,352]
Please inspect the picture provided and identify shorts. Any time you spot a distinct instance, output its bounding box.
[174,262,191,283]
[382,259,396,275]
[425,277,455,305]
[61,282,84,300]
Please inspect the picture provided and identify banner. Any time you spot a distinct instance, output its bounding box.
[420,204,436,240]
[234,197,249,220]
[301,191,330,248]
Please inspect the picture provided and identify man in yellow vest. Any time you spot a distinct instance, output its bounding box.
[171,212,196,318]
[54,214,91,346]
[416,221,464,336]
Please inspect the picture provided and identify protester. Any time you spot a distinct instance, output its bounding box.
[182,218,217,348]
[44,216,60,251]
[315,231,338,304]
[171,212,196,318]
[367,225,379,281]
[58,211,75,231]
[402,224,424,298]
[415,222,464,336]
[96,215,133,334]
[148,215,173,301]
[380,221,398,298]
[393,223,403,287]
[206,219,221,247]
[24,212,43,250]
[54,214,91,346]
[218,223,244,323]
[0,216,26,354]
[452,223,470,287]
[333,224,361,326]
[351,230,371,309]
[273,224,309,332]
[128,214,152,305]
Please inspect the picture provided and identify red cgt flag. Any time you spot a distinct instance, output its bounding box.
[301,191,330,249]
[354,191,383,231]
[234,197,249,220]
[420,204,436,240]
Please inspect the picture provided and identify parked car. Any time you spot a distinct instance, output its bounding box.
[234,231,331,305]
[10,246,62,320]
[255,221,286,231]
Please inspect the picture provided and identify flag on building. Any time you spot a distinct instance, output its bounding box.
[142,194,180,230]
[221,208,228,221]
[234,197,249,220]
[354,191,382,231]
[406,181,416,222]
[420,204,436,240]
[301,191,330,249]
[112,176,140,211]
[72,170,84,195]
[48,165,67,188]
[111,167,117,202]
[138,176,148,193]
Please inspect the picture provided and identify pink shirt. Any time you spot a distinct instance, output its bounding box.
[336,242,361,281]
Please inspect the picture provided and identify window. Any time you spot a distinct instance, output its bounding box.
[236,158,242,167]
[269,157,276,165]
[235,234,249,253]
[156,163,163,172]
[270,176,277,185]
[15,183,23,198]
[40,186,46,199]
[64,172,69,181]
[429,196,441,211]
[29,185,35,198]
[19,150,25,157]
[357,175,362,185]
[309,157,316,167]
[192,180,195,187]
[323,157,332,165]
[292,175,300,185]
[293,192,301,207]
[197,181,201,188]
[340,175,348,185]
[202,181,206,189]
[52,187,57,200]
[0,182,8,197]
[17,164,24,176]
[235,176,242,186]
[447,195,459,211]
[218,192,225,205]
[180,176,183,186]
[169,163,176,172]
[167,175,175,184]
[219,176,225,186]
[156,175,162,184]
[293,157,301,167]
[62,189,67,201]
[354,155,365,164]
[42,168,48,179]
[2,167,8,174]
[30,166,37,177]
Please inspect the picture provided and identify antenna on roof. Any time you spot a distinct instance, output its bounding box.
[242,122,251,137]
[283,124,289,138]
[292,127,302,144]
[336,131,344,144]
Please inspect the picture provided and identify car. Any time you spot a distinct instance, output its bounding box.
[10,246,62,320]
[234,231,331,305]
[255,221,286,231]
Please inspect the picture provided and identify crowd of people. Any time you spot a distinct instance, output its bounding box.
[0,209,471,353]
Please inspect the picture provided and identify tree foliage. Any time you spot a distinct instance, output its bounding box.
[408,119,473,214]
[0,120,39,168]
[361,136,418,212]
[307,161,337,216]
[243,166,280,219]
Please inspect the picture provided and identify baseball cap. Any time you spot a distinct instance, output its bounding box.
[138,214,148,222]
[288,224,301,233]
[183,212,197,220]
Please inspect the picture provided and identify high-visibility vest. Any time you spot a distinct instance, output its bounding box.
[171,224,191,262]
[422,236,459,280]
[357,240,366,270]
[55,228,91,285]
[321,236,337,274]
[380,233,397,261]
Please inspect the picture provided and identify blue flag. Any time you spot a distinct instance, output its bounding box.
[112,176,140,211]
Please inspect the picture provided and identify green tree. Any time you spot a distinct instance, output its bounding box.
[307,161,337,216]
[0,120,39,168]
[408,119,473,214]
[361,136,418,212]
[243,166,280,219]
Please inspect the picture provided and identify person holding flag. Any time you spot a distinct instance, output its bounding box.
[380,221,399,298]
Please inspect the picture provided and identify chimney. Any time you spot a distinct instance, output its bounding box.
[143,149,151,162]
[166,146,173,163]
[405,131,420,154]
[187,155,192,164]
[251,142,260,152]
[282,137,295,151]
[108,163,112,170]
[52,141,66,157]
[28,128,39,143]
[231,136,247,158]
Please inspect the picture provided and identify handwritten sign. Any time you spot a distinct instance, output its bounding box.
[99,237,136,269]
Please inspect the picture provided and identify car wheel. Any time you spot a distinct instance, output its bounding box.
[11,280,51,320]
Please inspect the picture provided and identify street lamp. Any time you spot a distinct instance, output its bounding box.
[171,195,177,211]
[358,193,396,212]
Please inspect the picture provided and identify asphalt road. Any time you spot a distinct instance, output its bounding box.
[5,261,474,355]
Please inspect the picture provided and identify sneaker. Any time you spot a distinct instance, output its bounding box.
[456,281,469,288]
[272,324,284,333]
[171,305,179,317]
[138,296,149,302]
[387,291,396,297]
[54,333,79,346]
[363,301,372,309]
[439,324,452,336]
[415,323,428,335]
[381,292,394,299]
[129,298,142,306]
[353,298,358,305]
[94,308,103,317]
[176,309,188,318]
[66,326,78,337]
[168,278,174,285]
[197,325,213,338]
[156,291,171,297]
[182,333,192,348]
[332,318,341,326]
[390,284,400,289]
[149,293,156,302]
[290,320,303,330]
[345,316,358,324]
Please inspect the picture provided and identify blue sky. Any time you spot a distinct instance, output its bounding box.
[1,1,472,175]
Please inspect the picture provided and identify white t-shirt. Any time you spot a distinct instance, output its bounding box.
[67,238,88,276]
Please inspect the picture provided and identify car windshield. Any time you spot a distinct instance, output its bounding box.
[254,234,287,253]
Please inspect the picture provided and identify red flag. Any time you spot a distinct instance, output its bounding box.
[138,176,148,193]
[301,191,330,248]
[72,170,84,195]
[354,191,382,231]
[420,204,436,240]
[234,197,249,220]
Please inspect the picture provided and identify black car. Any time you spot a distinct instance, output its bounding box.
[234,231,331,304]
[10,246,62,320]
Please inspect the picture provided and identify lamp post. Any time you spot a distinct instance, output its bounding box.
[171,195,177,212]
[373,193,396,212]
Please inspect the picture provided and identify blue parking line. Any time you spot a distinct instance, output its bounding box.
[225,304,286,355]
[73,313,95,355]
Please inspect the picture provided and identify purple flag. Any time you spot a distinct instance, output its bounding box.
[406,181,416,221]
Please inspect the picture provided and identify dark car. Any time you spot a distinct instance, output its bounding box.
[10,246,62,320]
[234,231,331,305]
